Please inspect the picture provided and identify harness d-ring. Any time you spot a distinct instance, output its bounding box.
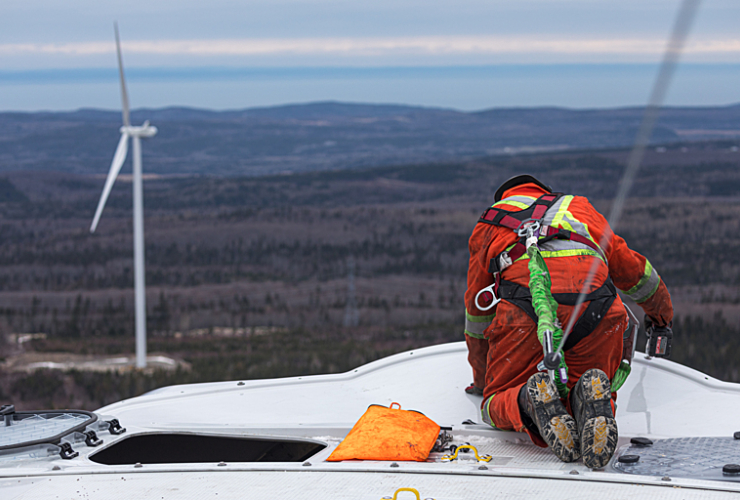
[475,284,501,311]
[515,218,541,238]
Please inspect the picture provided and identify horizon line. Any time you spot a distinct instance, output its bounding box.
[3,62,740,84]
[4,98,740,116]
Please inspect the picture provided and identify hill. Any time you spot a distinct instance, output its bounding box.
[1,102,739,177]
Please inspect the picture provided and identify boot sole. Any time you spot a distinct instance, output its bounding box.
[526,372,580,463]
[578,369,618,469]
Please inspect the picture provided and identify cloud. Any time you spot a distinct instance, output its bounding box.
[2,35,739,59]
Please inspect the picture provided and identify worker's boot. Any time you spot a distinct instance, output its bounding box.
[571,368,618,469]
[519,372,580,462]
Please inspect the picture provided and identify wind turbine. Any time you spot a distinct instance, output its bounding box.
[90,23,157,369]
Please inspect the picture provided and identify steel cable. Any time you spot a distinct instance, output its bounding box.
[555,0,702,357]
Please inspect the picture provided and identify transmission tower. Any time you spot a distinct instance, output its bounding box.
[343,256,359,327]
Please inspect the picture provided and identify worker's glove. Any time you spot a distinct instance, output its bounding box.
[465,383,483,396]
[644,315,673,358]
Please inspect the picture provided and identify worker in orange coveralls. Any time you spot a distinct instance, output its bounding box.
[464,174,674,469]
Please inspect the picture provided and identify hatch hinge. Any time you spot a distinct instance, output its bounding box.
[59,442,79,460]
[106,419,126,435]
[84,430,103,446]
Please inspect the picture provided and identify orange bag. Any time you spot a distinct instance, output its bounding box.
[326,402,441,462]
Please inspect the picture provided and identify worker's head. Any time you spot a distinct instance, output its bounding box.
[494,174,552,202]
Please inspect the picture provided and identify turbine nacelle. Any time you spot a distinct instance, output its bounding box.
[121,123,158,138]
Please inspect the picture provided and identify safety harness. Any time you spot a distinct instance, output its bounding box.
[477,192,617,352]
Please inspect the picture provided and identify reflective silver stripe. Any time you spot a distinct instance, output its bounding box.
[624,260,661,303]
[542,195,607,261]
[542,195,570,226]
[482,395,496,427]
[544,196,594,240]
[509,236,605,264]
[538,238,601,254]
[493,195,537,208]
[465,319,490,338]
[465,311,495,339]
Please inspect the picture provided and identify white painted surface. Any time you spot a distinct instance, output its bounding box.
[131,132,147,369]
[2,342,740,499]
[99,342,740,439]
[5,470,740,500]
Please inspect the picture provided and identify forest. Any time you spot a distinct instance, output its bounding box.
[1,140,740,409]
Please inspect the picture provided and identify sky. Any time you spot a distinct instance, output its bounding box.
[1,0,739,111]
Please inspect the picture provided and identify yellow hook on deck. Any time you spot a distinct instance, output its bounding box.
[440,444,492,463]
[381,487,436,500]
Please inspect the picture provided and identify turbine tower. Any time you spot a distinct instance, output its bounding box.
[90,23,157,369]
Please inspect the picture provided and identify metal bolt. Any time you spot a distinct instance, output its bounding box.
[302,462,312,467]
[134,463,142,468]
[661,476,671,482]
[618,454,640,464]
[569,470,579,475]
[723,464,740,475]
[237,382,245,386]
[478,465,488,470]
[630,437,653,447]
[218,461,226,467]
[51,465,61,471]
[390,462,399,468]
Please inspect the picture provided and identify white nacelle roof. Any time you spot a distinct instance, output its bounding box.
[3,342,740,499]
[101,341,740,438]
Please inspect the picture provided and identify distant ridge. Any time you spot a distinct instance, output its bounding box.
[1,101,739,176]
[14,100,740,123]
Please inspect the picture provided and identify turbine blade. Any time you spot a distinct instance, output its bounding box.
[114,22,130,127]
[90,133,129,233]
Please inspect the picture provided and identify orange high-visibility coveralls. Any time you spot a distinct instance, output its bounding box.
[464,183,673,446]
